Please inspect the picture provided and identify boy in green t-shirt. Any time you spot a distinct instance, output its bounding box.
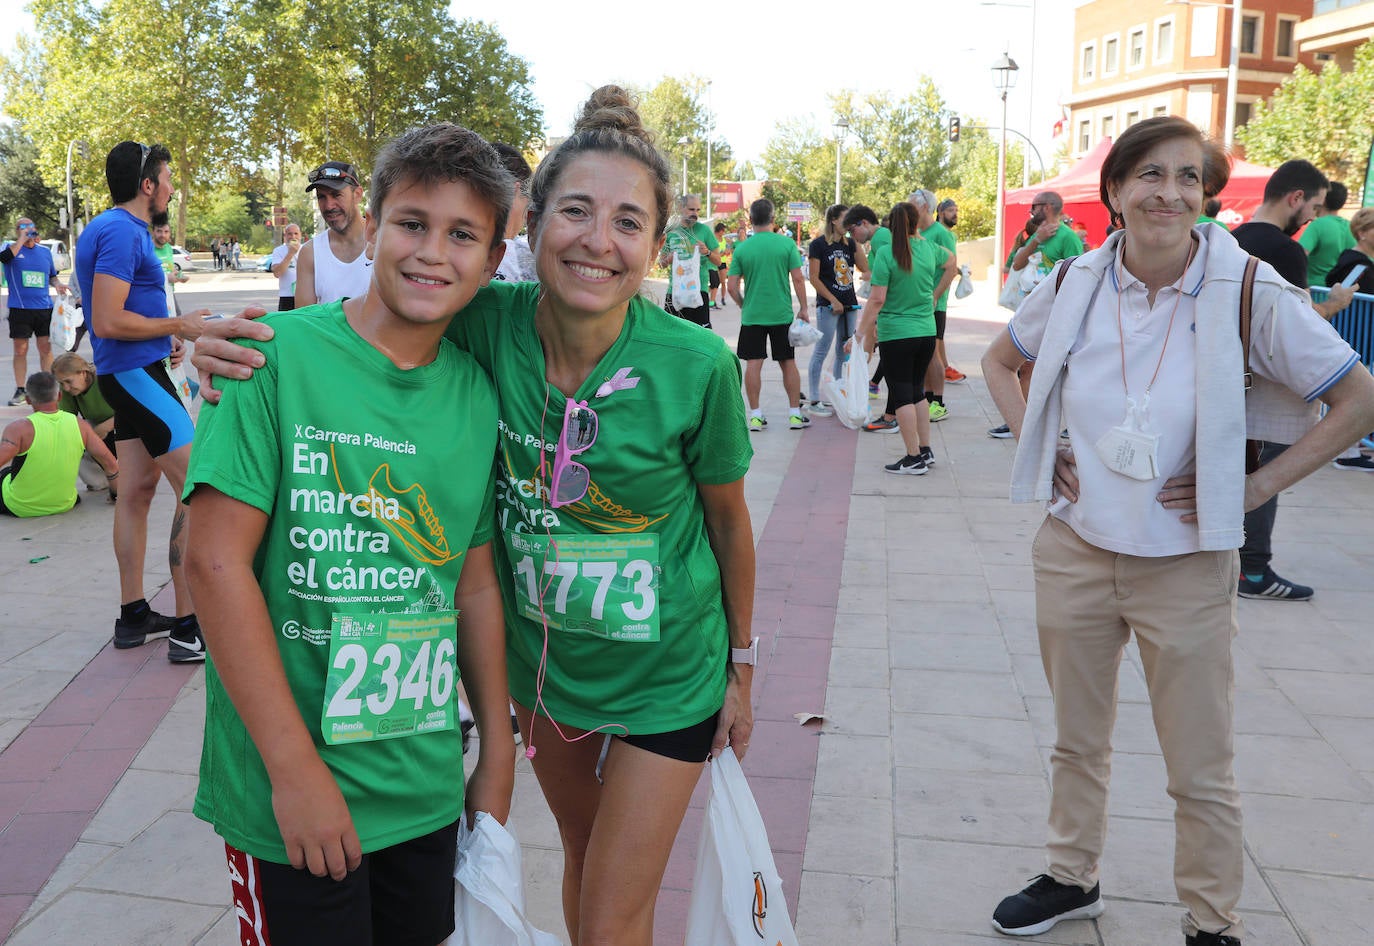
[728,198,810,430]
[1299,182,1356,287]
[183,124,515,946]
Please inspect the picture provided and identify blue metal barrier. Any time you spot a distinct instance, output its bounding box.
[1313,287,1374,370]
[1311,287,1374,447]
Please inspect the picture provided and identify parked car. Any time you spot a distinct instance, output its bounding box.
[169,245,194,271]
[40,239,71,271]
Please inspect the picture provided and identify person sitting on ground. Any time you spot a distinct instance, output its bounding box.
[52,350,126,495]
[1325,207,1374,295]
[0,371,118,517]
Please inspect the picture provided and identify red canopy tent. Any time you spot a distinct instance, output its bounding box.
[1001,138,1274,260]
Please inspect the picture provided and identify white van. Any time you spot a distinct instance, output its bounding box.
[40,239,71,272]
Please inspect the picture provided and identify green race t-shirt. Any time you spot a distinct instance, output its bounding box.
[871,236,948,342]
[923,222,957,310]
[59,383,115,428]
[1299,214,1356,288]
[663,221,719,290]
[184,302,498,863]
[728,230,803,326]
[1197,214,1229,231]
[447,282,752,734]
[1027,222,1084,275]
[869,226,892,262]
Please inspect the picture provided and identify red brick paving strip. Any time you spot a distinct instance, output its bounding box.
[654,422,859,944]
[0,641,194,941]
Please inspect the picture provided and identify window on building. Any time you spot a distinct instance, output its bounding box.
[1102,115,1115,140]
[1234,101,1253,127]
[1129,29,1146,69]
[1126,109,1141,127]
[1153,105,1169,118]
[1081,43,1096,81]
[1155,20,1174,61]
[1240,15,1260,55]
[1276,18,1296,58]
[1104,37,1120,73]
[1079,120,1091,152]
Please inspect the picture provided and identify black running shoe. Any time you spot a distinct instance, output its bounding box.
[992,874,1103,935]
[113,610,174,649]
[1185,932,1241,946]
[884,454,929,476]
[167,623,207,663]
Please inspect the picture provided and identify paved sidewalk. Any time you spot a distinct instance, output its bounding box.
[2,286,1372,944]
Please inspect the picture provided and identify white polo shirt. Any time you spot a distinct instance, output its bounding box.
[1009,228,1358,557]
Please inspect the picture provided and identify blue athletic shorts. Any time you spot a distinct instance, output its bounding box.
[96,360,194,458]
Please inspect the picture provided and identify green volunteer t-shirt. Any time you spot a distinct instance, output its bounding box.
[59,383,115,428]
[871,236,948,343]
[869,226,892,261]
[1197,214,1229,231]
[1026,222,1084,275]
[184,302,498,863]
[1299,214,1356,287]
[728,230,803,326]
[923,221,957,310]
[663,221,719,290]
[446,281,753,734]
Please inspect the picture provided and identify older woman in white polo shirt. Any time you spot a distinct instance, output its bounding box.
[980,116,1374,946]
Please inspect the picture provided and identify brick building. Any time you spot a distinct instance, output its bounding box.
[1066,0,1319,157]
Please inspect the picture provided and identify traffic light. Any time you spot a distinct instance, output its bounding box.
[948,117,961,143]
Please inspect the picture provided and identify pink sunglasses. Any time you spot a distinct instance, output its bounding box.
[550,398,598,507]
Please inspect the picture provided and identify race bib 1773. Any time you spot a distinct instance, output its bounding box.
[505,532,660,642]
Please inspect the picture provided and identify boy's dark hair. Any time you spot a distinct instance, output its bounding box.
[842,204,878,229]
[490,143,533,184]
[1324,181,1348,212]
[1203,198,1222,217]
[106,141,172,204]
[749,199,774,228]
[1263,159,1328,204]
[151,211,170,228]
[714,222,727,235]
[370,124,514,249]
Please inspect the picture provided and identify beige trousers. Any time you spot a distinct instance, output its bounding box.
[1033,515,1245,939]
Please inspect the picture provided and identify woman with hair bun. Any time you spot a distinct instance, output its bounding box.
[195,86,757,945]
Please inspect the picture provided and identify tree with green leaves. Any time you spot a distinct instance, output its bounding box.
[0,123,67,234]
[636,76,734,201]
[1238,41,1374,189]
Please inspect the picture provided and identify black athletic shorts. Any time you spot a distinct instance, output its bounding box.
[621,711,719,763]
[708,268,721,290]
[877,335,937,409]
[7,307,53,339]
[97,360,194,458]
[933,309,947,340]
[737,323,795,362]
[224,819,459,946]
[668,290,712,328]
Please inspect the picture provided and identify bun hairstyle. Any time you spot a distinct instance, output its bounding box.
[527,85,674,240]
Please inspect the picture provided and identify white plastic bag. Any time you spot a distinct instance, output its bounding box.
[50,297,82,351]
[822,343,871,430]
[452,813,562,946]
[787,316,822,348]
[671,249,702,311]
[684,750,801,946]
[954,264,974,300]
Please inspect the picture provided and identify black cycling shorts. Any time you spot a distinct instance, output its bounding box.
[737,323,795,362]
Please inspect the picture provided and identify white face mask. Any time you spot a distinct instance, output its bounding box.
[1094,393,1160,482]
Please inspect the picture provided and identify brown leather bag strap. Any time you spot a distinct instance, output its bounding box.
[1053,256,1078,294]
[1240,256,1259,391]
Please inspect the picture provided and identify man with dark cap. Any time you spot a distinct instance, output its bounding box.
[295,161,372,306]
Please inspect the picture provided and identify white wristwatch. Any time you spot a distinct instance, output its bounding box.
[730,638,759,666]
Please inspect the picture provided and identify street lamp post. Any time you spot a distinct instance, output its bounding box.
[65,138,88,247]
[833,117,850,206]
[706,80,714,218]
[1168,0,1244,149]
[991,54,1020,289]
[678,135,690,198]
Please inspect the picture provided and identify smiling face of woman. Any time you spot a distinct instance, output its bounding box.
[529,152,664,319]
[1107,136,1205,255]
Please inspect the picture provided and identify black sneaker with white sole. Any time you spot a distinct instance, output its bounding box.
[167,623,207,663]
[113,610,174,649]
[884,454,928,475]
[988,423,1014,439]
[1185,932,1241,946]
[920,446,935,468]
[1237,567,1313,601]
[992,874,1103,935]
